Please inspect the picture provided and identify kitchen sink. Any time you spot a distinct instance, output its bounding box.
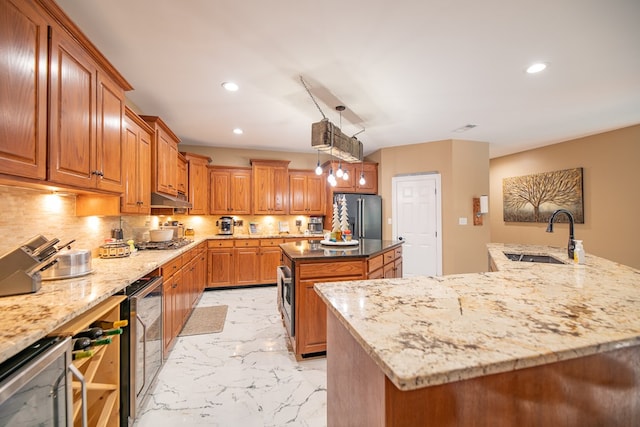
[503,252,566,264]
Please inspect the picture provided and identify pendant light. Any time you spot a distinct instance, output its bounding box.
[342,168,349,181]
[314,150,322,175]
[358,156,366,186]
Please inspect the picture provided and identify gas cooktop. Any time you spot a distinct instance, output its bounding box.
[136,238,192,250]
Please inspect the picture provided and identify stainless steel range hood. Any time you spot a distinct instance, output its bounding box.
[151,192,193,209]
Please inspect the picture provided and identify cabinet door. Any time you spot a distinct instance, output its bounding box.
[210,170,230,214]
[138,127,151,212]
[272,165,288,213]
[177,155,187,195]
[188,158,208,215]
[354,163,377,194]
[163,277,177,356]
[234,247,260,285]
[0,0,48,179]
[230,169,251,214]
[95,72,124,193]
[120,121,139,213]
[298,280,329,355]
[252,165,272,214]
[207,249,234,287]
[48,25,97,188]
[259,246,282,284]
[305,174,325,214]
[289,174,307,214]
[156,129,178,195]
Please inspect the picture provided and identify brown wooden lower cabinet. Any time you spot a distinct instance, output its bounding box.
[327,310,640,426]
[206,238,287,288]
[161,245,206,358]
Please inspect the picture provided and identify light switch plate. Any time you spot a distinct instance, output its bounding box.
[459,217,468,225]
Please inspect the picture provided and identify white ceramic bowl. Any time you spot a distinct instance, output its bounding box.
[149,229,174,242]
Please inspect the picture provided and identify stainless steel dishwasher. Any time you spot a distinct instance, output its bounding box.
[119,276,163,426]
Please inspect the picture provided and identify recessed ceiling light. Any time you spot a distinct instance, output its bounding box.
[233,128,243,135]
[222,81,239,91]
[526,63,547,74]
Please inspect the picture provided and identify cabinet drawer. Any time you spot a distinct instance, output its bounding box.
[260,238,284,247]
[299,261,364,279]
[368,255,383,272]
[235,239,260,247]
[162,256,183,278]
[394,247,402,259]
[383,250,395,265]
[208,239,234,248]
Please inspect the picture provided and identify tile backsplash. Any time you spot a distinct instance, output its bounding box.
[0,185,318,257]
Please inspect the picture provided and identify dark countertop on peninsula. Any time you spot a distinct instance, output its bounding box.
[279,239,403,260]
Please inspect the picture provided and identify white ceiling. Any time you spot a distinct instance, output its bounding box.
[56,0,640,159]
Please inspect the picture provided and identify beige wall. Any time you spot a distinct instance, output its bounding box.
[375,139,490,275]
[489,124,640,269]
[180,145,319,170]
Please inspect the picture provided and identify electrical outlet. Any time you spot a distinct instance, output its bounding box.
[295,220,302,227]
[459,217,468,225]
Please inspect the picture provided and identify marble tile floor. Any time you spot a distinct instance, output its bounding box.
[134,286,327,427]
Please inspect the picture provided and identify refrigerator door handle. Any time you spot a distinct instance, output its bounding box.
[359,198,365,238]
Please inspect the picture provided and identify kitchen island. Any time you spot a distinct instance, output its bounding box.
[279,239,403,358]
[315,243,640,426]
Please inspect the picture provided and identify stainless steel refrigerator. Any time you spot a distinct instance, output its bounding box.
[333,194,382,239]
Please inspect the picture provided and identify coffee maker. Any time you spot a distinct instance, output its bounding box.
[216,217,234,235]
[307,216,324,235]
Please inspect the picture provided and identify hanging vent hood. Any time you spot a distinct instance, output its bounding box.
[151,192,193,209]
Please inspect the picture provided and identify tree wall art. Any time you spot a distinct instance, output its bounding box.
[502,167,584,223]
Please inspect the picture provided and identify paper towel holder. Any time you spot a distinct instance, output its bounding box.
[473,195,489,226]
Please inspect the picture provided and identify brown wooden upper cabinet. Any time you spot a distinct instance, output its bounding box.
[182,152,211,215]
[177,153,187,195]
[0,0,132,194]
[140,116,180,197]
[289,169,326,215]
[120,107,152,214]
[0,0,48,180]
[209,166,252,215]
[48,26,126,193]
[251,159,290,214]
[322,161,378,194]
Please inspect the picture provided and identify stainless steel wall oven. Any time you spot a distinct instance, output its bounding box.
[277,265,294,337]
[120,276,163,426]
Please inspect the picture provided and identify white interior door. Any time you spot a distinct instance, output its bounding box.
[392,173,442,277]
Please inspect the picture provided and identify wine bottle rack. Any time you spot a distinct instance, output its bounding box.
[51,295,126,427]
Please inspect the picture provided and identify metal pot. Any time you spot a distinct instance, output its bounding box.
[149,229,174,242]
[41,249,92,280]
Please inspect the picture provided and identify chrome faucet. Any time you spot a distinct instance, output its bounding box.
[546,209,575,259]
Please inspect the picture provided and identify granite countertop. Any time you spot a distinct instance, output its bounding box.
[314,243,640,391]
[280,239,403,260]
[0,237,211,365]
[0,232,326,364]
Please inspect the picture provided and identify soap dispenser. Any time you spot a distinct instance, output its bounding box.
[573,240,585,264]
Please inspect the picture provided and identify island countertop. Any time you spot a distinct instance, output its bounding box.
[280,238,403,260]
[314,243,640,391]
